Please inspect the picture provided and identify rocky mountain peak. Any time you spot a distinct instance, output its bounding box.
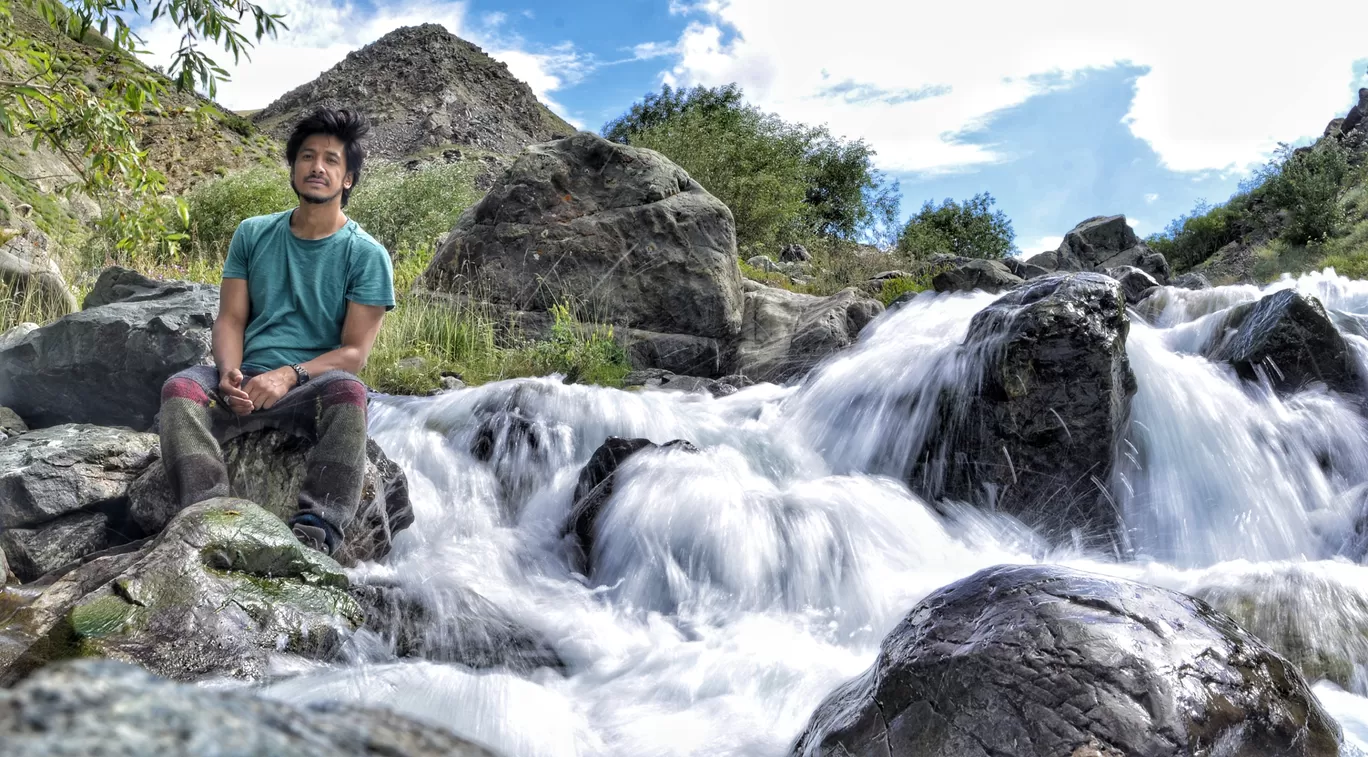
[252,24,575,158]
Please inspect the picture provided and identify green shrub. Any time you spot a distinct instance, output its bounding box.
[1147,199,1245,272]
[896,192,1015,259]
[520,303,632,387]
[1253,142,1356,245]
[878,275,931,306]
[345,161,482,253]
[183,165,293,259]
[219,112,254,137]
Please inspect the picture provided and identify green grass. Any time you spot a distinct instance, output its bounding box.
[877,274,933,306]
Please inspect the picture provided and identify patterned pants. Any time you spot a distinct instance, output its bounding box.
[158,365,369,549]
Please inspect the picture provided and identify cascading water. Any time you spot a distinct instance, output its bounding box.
[258,271,1368,756]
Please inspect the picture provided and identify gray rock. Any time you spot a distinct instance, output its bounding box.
[793,564,1342,757]
[928,273,1136,543]
[929,256,1024,294]
[746,254,782,273]
[0,405,26,441]
[395,356,428,371]
[563,436,698,574]
[0,510,113,583]
[82,265,215,309]
[129,431,414,567]
[0,499,364,684]
[350,581,563,674]
[1171,271,1211,290]
[1208,289,1362,397]
[0,321,37,351]
[0,546,9,586]
[623,369,753,397]
[732,285,883,383]
[779,243,812,263]
[618,328,723,377]
[0,424,158,529]
[0,227,77,318]
[1105,264,1160,304]
[1053,215,1171,283]
[0,658,497,756]
[438,375,466,393]
[419,133,743,342]
[0,267,217,430]
[1002,256,1050,280]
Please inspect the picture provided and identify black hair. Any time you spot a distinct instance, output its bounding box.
[285,108,370,206]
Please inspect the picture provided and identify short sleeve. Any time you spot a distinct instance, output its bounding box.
[222,223,250,279]
[346,238,396,311]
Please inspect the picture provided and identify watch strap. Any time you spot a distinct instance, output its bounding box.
[290,363,310,385]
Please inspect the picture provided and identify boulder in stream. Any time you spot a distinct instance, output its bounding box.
[0,658,498,757]
[1207,289,1363,397]
[793,564,1342,757]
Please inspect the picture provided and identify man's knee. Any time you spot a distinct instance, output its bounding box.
[161,376,211,405]
[316,372,368,410]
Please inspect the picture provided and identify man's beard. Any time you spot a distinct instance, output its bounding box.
[295,177,343,205]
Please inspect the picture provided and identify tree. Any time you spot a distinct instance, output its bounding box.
[896,192,1015,260]
[604,84,900,250]
[0,0,285,251]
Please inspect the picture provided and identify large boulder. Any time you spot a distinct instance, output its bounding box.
[129,431,414,567]
[350,581,563,674]
[1206,289,1363,397]
[929,256,1023,294]
[732,283,883,384]
[0,498,363,683]
[0,266,216,430]
[562,436,697,574]
[0,425,159,581]
[0,227,76,318]
[419,133,743,350]
[0,658,498,757]
[1105,265,1160,305]
[928,273,1135,543]
[793,564,1342,757]
[1027,215,1171,284]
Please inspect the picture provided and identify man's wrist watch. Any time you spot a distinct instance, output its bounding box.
[289,363,310,386]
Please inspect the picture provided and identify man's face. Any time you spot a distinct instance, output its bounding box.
[292,134,351,205]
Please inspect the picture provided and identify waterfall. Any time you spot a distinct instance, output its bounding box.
[255,272,1368,756]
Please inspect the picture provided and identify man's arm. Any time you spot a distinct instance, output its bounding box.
[244,301,386,410]
[214,278,253,414]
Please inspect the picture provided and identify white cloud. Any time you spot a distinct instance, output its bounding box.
[663,0,1368,174]
[631,41,679,61]
[1144,193,1159,204]
[1030,236,1064,254]
[133,0,584,125]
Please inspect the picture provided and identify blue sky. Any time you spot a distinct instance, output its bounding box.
[138,0,1368,252]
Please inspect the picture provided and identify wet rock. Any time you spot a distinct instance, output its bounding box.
[350,581,563,674]
[1171,271,1212,290]
[419,133,743,345]
[929,256,1023,294]
[623,369,754,396]
[1208,289,1362,397]
[0,266,216,430]
[0,511,115,584]
[1105,264,1160,304]
[1192,564,1368,693]
[733,285,883,383]
[0,658,497,756]
[929,273,1135,543]
[129,432,413,567]
[0,499,363,683]
[793,564,1342,757]
[618,328,722,377]
[563,436,698,572]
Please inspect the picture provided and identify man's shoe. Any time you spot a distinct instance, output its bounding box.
[291,523,332,555]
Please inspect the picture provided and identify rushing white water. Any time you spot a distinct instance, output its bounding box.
[256,271,1368,756]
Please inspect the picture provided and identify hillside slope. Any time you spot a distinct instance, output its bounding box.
[252,24,576,158]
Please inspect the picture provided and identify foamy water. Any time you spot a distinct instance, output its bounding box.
[258,270,1368,755]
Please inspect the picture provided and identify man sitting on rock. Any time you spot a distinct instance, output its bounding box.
[158,108,394,556]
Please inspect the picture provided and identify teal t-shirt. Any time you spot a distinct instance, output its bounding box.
[222,210,395,373]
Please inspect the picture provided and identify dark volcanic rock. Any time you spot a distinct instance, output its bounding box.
[1208,289,1362,396]
[929,273,1135,543]
[929,256,1023,294]
[0,266,216,430]
[129,431,413,567]
[793,564,1342,757]
[0,658,497,757]
[563,436,698,572]
[350,581,563,674]
[733,284,883,383]
[420,133,743,347]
